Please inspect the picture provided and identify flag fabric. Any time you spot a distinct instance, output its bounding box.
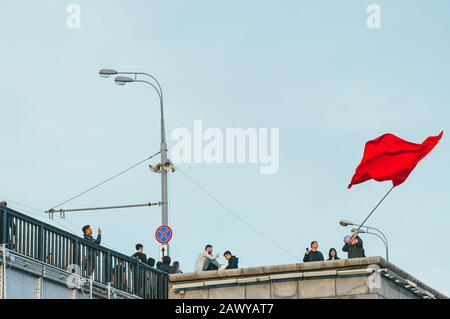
[348,131,443,189]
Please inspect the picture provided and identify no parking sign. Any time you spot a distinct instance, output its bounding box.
[155,225,173,244]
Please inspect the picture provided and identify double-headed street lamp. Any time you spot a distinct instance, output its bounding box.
[99,68,170,256]
[339,219,389,261]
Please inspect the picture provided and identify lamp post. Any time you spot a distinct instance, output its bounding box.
[99,69,170,256]
[350,228,389,261]
[339,219,389,261]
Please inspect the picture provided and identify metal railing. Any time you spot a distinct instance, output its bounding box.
[0,206,168,299]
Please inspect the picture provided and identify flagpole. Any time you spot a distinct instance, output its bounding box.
[357,186,395,231]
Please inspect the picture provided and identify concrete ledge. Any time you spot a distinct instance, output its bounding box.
[237,276,270,284]
[303,270,337,277]
[269,272,303,280]
[168,257,447,299]
[170,257,383,282]
[376,258,445,299]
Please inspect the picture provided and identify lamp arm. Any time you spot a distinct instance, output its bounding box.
[361,225,389,250]
[136,73,163,99]
[117,72,163,98]
[364,231,389,261]
[133,80,162,101]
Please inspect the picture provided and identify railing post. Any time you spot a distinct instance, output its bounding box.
[0,208,3,244]
[1,208,7,245]
[1,243,8,299]
[135,262,141,297]
[107,282,112,299]
[105,251,111,284]
[38,225,44,261]
[74,239,80,268]
[163,272,168,299]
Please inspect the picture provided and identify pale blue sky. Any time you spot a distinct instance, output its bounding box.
[1,1,449,294]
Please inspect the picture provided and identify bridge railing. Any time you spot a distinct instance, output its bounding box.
[0,206,168,299]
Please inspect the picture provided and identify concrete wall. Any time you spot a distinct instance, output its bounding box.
[169,257,446,299]
[0,249,138,299]
[2,267,100,299]
[5,268,36,299]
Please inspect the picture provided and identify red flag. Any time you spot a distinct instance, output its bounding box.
[348,131,443,189]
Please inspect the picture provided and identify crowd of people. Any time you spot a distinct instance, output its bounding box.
[2,198,368,294]
[125,232,362,275]
[2,200,366,276]
[3,198,366,276]
[82,224,364,276]
[130,243,183,274]
[303,229,365,263]
[194,245,239,271]
[80,224,240,275]
[129,243,239,274]
[3,199,366,275]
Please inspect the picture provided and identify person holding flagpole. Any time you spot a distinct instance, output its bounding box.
[342,230,365,259]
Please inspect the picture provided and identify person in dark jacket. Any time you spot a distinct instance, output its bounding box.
[342,230,365,259]
[327,248,340,261]
[82,225,101,244]
[223,251,239,269]
[172,261,183,273]
[82,225,101,277]
[303,241,324,262]
[131,243,147,263]
[157,256,175,274]
[147,257,156,267]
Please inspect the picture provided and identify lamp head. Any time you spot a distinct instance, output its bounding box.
[339,219,354,227]
[114,76,134,86]
[99,69,118,78]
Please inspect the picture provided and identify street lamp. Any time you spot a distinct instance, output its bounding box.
[339,219,354,227]
[99,69,118,78]
[114,76,133,85]
[100,68,170,257]
[339,219,389,261]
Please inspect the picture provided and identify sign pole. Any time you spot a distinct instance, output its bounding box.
[155,225,173,260]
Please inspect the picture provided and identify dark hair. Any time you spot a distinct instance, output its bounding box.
[310,241,318,248]
[173,261,180,269]
[223,251,232,257]
[205,244,213,251]
[162,255,171,265]
[82,225,90,234]
[328,248,338,259]
[136,243,143,251]
[147,258,156,267]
